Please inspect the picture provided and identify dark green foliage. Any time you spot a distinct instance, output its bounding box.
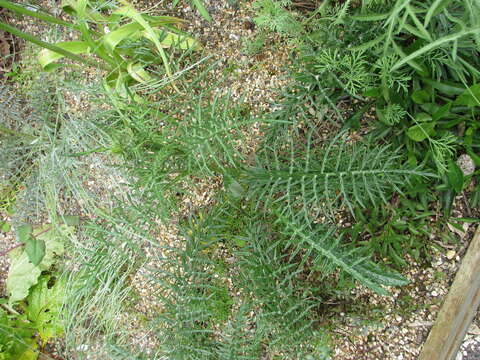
[0,307,38,360]
[344,197,437,267]
[307,0,480,177]
[247,124,433,219]
[272,212,408,295]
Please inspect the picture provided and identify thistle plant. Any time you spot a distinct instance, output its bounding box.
[247,127,433,220]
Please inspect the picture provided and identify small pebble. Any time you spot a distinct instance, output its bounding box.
[447,250,456,260]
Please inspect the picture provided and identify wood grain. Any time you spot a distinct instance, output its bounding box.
[419,225,480,360]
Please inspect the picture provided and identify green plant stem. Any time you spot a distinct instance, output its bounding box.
[0,21,108,70]
[0,124,35,139]
[0,243,24,257]
[0,303,20,315]
[302,0,331,25]
[0,0,75,29]
[77,21,118,67]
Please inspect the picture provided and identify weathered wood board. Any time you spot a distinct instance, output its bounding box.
[419,225,480,360]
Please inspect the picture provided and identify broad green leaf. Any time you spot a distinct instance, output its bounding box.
[411,89,430,104]
[143,15,185,25]
[38,41,90,71]
[225,178,245,199]
[102,22,144,51]
[454,84,480,107]
[61,0,108,22]
[16,224,32,243]
[363,87,382,98]
[406,123,436,142]
[0,309,38,360]
[422,78,465,96]
[416,112,432,122]
[158,31,200,50]
[432,102,451,121]
[26,275,66,342]
[1,221,10,232]
[16,349,38,360]
[6,247,41,304]
[447,160,464,193]
[350,13,390,21]
[6,225,72,304]
[61,215,80,226]
[104,71,131,99]
[25,238,46,266]
[441,189,454,217]
[115,2,172,77]
[35,225,72,269]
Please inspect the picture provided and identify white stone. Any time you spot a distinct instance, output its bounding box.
[446,250,456,260]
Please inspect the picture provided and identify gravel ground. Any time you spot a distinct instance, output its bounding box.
[1,0,479,359]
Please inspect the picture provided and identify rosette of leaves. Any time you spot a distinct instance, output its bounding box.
[0,0,201,98]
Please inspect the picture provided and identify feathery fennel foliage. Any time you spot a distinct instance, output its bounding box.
[253,0,303,38]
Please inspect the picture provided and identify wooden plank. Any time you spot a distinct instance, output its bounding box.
[419,225,480,360]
